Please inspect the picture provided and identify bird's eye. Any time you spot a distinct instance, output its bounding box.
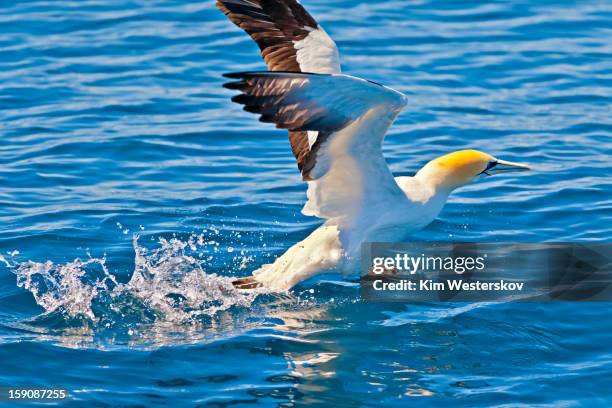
[479,161,497,175]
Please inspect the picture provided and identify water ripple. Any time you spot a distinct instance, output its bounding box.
[0,0,610,405]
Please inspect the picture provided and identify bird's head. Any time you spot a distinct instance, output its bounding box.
[417,149,531,191]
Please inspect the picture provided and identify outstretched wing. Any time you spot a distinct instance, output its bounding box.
[223,72,408,222]
[216,0,341,178]
[216,0,341,73]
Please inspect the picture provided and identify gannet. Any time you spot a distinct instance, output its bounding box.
[216,0,531,291]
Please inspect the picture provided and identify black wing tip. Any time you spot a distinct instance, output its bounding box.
[231,94,248,104]
[258,114,276,123]
[222,71,311,90]
[216,0,256,8]
[223,71,274,78]
[243,105,261,113]
[223,71,327,79]
[222,72,247,79]
[222,81,245,90]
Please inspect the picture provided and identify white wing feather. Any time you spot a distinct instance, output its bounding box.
[293,26,341,74]
[224,72,408,225]
[302,105,406,223]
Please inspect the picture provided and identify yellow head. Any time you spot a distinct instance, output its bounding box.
[417,149,531,191]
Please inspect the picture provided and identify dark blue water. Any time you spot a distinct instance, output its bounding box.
[1,0,611,406]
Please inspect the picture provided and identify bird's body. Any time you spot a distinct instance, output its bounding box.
[216,0,531,291]
[252,174,450,292]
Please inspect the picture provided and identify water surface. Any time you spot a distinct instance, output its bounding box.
[0,0,611,406]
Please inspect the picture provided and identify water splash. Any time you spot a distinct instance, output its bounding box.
[14,257,117,322]
[127,234,257,322]
[9,234,260,328]
[2,230,348,349]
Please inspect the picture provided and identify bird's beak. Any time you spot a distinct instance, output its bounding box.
[482,159,531,175]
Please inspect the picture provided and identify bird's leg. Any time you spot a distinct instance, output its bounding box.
[232,276,262,290]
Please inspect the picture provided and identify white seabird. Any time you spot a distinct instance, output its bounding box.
[216,0,531,291]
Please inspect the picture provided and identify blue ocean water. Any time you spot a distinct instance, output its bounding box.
[0,0,611,406]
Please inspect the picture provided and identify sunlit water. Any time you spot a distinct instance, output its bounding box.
[0,0,611,406]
